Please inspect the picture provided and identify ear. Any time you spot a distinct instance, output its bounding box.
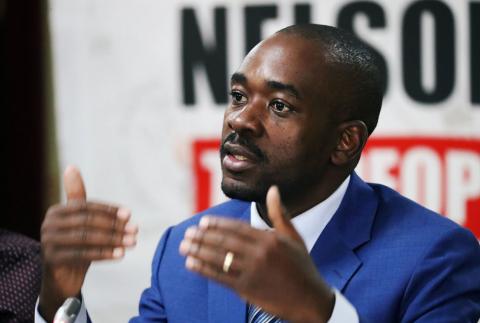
[330,120,368,166]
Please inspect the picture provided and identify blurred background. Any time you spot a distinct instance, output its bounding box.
[1,0,479,321]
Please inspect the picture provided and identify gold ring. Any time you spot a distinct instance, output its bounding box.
[223,251,234,273]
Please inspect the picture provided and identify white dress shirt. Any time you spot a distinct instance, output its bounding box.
[250,176,358,322]
[36,176,357,322]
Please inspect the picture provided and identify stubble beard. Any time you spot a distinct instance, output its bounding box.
[220,177,269,203]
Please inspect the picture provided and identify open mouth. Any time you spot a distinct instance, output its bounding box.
[231,154,248,161]
[221,142,260,172]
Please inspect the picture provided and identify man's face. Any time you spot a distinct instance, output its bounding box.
[220,34,338,204]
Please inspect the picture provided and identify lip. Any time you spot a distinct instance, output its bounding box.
[222,154,256,172]
[223,142,260,161]
[221,143,260,172]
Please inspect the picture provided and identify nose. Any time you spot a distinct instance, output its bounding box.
[225,101,264,137]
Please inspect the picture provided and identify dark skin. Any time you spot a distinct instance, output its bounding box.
[180,33,368,322]
[39,166,138,321]
[39,33,367,322]
[179,188,334,322]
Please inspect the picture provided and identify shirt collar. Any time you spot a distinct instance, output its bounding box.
[250,176,351,252]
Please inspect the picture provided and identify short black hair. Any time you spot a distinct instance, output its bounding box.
[277,24,385,135]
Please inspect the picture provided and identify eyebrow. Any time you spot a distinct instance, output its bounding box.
[230,72,302,100]
[231,73,247,85]
[266,80,301,99]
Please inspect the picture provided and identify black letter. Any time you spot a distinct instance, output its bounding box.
[244,5,277,54]
[471,2,480,104]
[181,7,227,105]
[402,0,455,103]
[294,3,311,25]
[337,1,389,94]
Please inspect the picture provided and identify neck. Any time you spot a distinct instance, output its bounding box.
[257,171,348,224]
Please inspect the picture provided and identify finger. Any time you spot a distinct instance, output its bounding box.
[181,226,254,256]
[185,256,237,287]
[198,216,261,242]
[49,246,126,264]
[52,201,119,217]
[43,205,138,253]
[64,165,86,202]
[115,209,139,239]
[42,228,137,248]
[45,204,134,234]
[266,186,303,243]
[179,240,243,275]
[45,202,119,227]
[124,222,139,235]
[47,208,119,231]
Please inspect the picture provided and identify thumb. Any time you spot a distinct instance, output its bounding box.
[63,165,86,202]
[266,186,303,243]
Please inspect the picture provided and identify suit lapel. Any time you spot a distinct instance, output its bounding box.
[207,174,378,321]
[310,173,378,292]
[208,206,250,323]
[310,226,362,292]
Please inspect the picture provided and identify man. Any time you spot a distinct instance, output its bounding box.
[37,24,480,322]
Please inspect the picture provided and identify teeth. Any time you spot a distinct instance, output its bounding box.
[233,154,248,161]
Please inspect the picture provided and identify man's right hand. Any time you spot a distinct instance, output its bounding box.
[39,165,138,321]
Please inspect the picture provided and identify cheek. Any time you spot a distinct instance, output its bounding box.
[301,126,337,166]
[263,127,304,163]
[278,124,327,162]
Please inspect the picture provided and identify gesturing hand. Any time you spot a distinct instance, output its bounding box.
[39,166,138,321]
[179,186,334,323]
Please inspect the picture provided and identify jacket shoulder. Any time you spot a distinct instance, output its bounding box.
[168,199,250,238]
[368,182,475,239]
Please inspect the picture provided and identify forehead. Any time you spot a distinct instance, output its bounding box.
[236,34,327,99]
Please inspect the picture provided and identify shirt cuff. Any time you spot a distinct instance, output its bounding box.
[327,289,359,323]
[35,296,88,323]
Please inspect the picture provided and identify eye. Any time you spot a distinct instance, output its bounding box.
[229,91,247,105]
[270,100,293,114]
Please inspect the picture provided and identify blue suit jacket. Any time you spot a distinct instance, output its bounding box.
[130,173,480,322]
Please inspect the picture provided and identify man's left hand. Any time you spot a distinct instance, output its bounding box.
[179,186,335,323]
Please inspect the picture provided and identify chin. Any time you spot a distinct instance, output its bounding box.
[221,177,267,202]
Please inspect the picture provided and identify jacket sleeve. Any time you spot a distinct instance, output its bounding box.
[129,227,173,323]
[399,226,480,322]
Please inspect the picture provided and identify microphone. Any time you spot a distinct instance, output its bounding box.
[53,297,82,323]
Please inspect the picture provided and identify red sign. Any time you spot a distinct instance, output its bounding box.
[193,137,480,237]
